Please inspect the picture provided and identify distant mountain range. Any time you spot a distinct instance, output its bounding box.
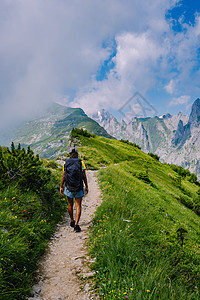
[1,99,199,178]
[93,98,200,178]
[0,103,112,158]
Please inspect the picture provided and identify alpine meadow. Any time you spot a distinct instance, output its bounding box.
[0,129,200,299]
[1,0,200,299]
[72,129,200,299]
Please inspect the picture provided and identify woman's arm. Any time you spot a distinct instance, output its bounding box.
[83,169,88,194]
[60,170,65,195]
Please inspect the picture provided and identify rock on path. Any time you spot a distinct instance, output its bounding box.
[29,170,101,300]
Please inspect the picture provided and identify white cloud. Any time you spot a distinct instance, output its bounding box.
[169,95,191,106]
[73,31,167,115]
[0,0,200,128]
[72,74,133,115]
[114,32,166,88]
[167,14,200,91]
[74,10,200,116]
[165,79,176,94]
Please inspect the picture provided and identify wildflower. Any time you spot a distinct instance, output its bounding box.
[125,296,128,299]
[130,288,133,291]
[108,278,110,280]
[147,290,150,293]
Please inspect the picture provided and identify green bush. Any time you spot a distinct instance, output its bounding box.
[188,173,198,184]
[0,143,66,299]
[120,139,141,150]
[148,152,160,161]
[45,160,58,169]
[0,143,52,194]
[71,128,95,139]
[135,171,151,183]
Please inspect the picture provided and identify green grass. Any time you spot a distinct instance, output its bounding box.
[71,133,142,170]
[0,184,67,299]
[68,133,200,299]
[89,162,200,299]
[1,132,200,299]
[0,145,66,299]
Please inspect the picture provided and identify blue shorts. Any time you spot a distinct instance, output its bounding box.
[64,187,85,198]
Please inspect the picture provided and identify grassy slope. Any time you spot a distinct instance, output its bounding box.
[0,147,66,300]
[5,105,112,159]
[74,135,142,169]
[73,134,200,299]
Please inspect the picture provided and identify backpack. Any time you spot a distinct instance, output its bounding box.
[64,158,83,193]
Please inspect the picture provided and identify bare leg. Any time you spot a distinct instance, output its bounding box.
[75,197,82,225]
[67,197,74,221]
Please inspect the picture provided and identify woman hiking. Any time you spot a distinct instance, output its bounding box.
[60,148,88,232]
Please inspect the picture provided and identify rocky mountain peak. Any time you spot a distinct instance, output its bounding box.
[93,109,115,123]
[162,113,172,119]
[189,98,200,125]
[172,119,191,147]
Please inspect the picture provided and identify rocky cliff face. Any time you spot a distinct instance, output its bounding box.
[93,99,200,178]
[172,120,191,147]
[167,98,200,177]
[189,98,200,125]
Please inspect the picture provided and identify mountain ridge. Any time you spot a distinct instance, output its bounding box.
[0,103,112,158]
[93,98,200,178]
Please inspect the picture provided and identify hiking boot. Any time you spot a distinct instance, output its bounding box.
[70,220,75,227]
[74,225,81,232]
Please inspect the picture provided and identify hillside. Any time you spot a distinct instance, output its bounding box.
[1,132,200,299]
[70,130,200,299]
[0,144,66,299]
[0,103,112,159]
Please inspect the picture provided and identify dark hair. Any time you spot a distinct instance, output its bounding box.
[69,148,78,158]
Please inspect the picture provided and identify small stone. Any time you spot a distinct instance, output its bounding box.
[84,283,90,292]
[31,284,42,295]
[72,256,83,260]
[82,272,95,278]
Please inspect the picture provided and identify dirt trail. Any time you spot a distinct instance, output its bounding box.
[29,170,101,300]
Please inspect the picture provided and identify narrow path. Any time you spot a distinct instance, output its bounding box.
[29,170,101,300]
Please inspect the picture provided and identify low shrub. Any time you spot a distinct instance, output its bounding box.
[135,171,151,183]
[148,152,160,161]
[71,128,95,139]
[45,160,58,169]
[120,139,141,150]
[0,143,66,299]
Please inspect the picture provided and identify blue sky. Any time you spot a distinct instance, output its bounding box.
[80,0,200,119]
[0,0,200,127]
[72,0,200,119]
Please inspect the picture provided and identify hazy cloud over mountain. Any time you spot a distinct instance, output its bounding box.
[0,0,200,127]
